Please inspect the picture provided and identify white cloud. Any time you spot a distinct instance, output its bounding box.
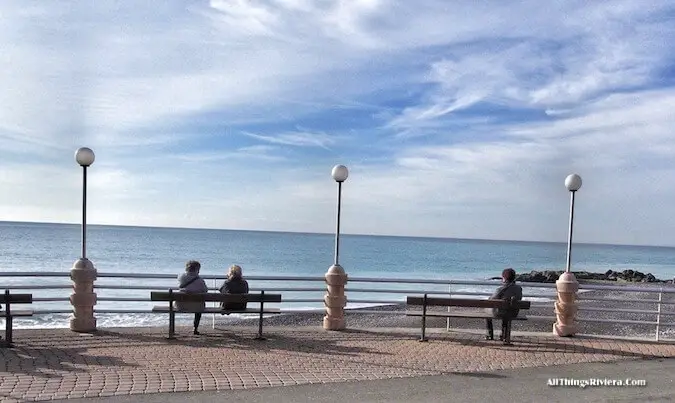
[242,130,337,149]
[173,145,287,163]
[1,1,675,246]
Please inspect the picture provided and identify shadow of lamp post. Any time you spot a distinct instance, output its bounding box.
[70,147,98,333]
[553,173,582,337]
[324,164,349,330]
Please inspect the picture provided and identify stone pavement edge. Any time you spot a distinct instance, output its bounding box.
[0,325,674,402]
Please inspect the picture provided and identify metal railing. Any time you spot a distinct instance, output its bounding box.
[576,283,675,341]
[1,271,674,341]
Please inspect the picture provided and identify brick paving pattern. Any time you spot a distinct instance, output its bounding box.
[1,326,674,401]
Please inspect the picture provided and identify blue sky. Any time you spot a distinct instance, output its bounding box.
[2,1,675,246]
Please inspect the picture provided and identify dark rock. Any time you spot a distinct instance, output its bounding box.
[516,270,563,283]
[514,269,666,283]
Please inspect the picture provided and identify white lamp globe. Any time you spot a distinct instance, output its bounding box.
[75,147,95,167]
[331,165,349,182]
[565,174,582,191]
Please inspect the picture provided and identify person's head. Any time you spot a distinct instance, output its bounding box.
[502,268,516,283]
[228,264,243,280]
[185,260,201,273]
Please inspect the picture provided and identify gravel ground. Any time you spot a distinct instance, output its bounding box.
[216,283,675,340]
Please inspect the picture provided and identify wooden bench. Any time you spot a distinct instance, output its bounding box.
[151,290,281,340]
[0,289,33,347]
[406,295,531,345]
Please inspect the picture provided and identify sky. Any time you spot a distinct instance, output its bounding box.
[1,1,675,246]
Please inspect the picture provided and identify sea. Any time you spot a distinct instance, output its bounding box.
[1,221,674,329]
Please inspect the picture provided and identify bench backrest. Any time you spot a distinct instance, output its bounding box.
[150,291,281,304]
[406,296,531,310]
[0,290,33,304]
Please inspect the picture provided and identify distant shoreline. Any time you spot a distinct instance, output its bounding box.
[512,269,675,284]
[3,220,675,248]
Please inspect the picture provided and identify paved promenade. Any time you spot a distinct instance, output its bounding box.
[1,325,674,402]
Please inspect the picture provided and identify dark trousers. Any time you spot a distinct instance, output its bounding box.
[485,318,507,338]
[194,313,202,330]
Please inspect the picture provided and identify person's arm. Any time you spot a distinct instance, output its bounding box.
[490,284,505,299]
[198,278,208,293]
[244,280,249,293]
[222,282,232,294]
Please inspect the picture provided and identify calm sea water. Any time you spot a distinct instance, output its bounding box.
[1,221,674,328]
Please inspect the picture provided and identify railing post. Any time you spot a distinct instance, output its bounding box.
[446,285,452,332]
[553,272,579,337]
[212,278,216,330]
[656,290,662,342]
[70,258,97,333]
[324,264,347,330]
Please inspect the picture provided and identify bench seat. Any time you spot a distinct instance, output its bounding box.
[150,290,282,340]
[0,289,33,347]
[152,306,280,314]
[406,294,531,344]
[0,310,34,318]
[405,310,527,320]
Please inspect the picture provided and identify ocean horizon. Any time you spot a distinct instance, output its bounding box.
[4,219,675,250]
[1,220,674,329]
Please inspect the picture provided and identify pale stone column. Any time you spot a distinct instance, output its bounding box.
[70,258,97,332]
[553,271,579,336]
[324,264,347,330]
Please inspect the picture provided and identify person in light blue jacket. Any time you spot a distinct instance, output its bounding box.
[177,260,208,335]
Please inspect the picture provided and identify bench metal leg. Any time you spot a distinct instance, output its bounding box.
[5,294,13,347]
[255,312,265,340]
[6,315,13,347]
[419,294,428,342]
[255,298,266,341]
[503,320,512,345]
[167,290,176,340]
[168,311,176,340]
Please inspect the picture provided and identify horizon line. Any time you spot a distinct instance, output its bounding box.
[2,219,673,249]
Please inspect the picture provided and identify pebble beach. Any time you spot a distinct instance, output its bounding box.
[215,282,675,340]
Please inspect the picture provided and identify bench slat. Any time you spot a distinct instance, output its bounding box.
[151,306,281,314]
[405,311,528,320]
[0,294,33,304]
[406,296,531,310]
[0,310,34,317]
[150,292,281,303]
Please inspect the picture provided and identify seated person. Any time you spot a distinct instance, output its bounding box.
[485,267,523,340]
[219,264,249,311]
[177,260,209,335]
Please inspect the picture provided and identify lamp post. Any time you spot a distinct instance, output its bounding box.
[70,147,98,333]
[564,174,582,272]
[331,164,348,266]
[324,164,349,330]
[75,147,95,260]
[553,173,582,337]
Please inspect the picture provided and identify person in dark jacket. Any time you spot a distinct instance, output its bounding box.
[485,268,523,340]
[219,265,249,311]
[177,260,208,335]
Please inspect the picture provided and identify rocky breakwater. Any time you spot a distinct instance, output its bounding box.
[503,269,672,284]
